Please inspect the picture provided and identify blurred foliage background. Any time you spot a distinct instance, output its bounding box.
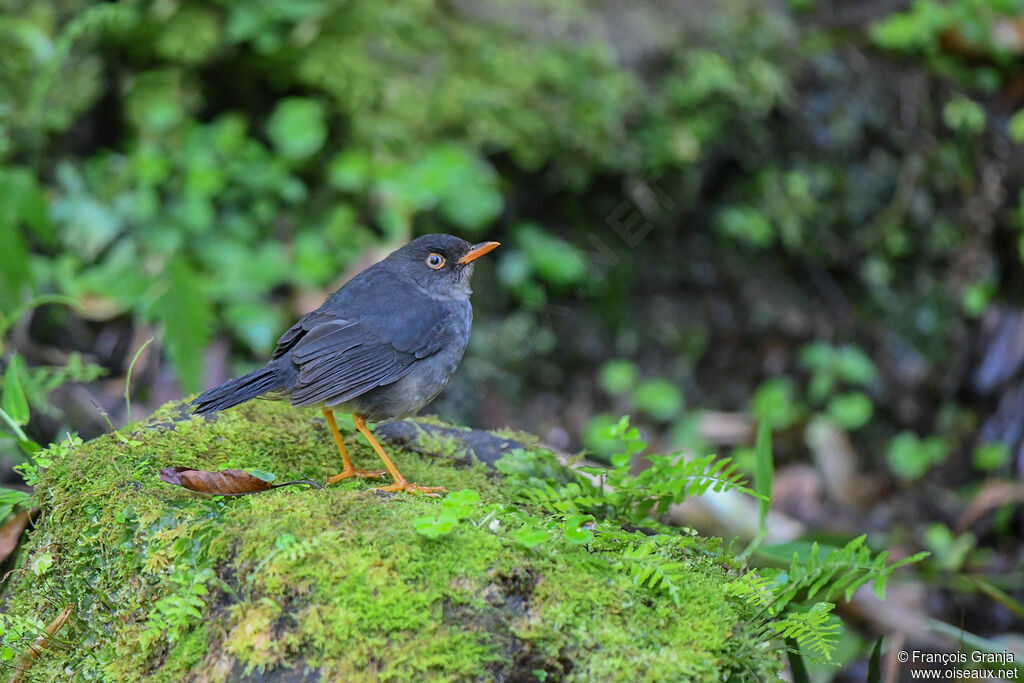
[3,0,1024,678]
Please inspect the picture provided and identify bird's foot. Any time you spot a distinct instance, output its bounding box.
[326,467,388,484]
[370,479,447,497]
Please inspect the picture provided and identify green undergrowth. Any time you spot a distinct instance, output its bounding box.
[0,400,779,681]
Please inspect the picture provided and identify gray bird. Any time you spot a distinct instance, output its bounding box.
[191,234,500,496]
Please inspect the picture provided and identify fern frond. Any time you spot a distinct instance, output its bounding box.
[725,570,778,612]
[614,537,689,606]
[734,537,930,665]
[771,602,840,663]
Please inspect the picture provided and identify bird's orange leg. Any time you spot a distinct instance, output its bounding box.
[353,414,446,497]
[323,408,386,484]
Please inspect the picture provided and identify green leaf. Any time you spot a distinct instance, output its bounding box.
[327,149,372,191]
[867,636,884,683]
[439,178,502,232]
[608,415,646,458]
[717,205,773,247]
[148,256,214,393]
[125,69,186,132]
[581,413,623,461]
[562,514,595,544]
[0,487,31,524]
[414,511,458,539]
[923,523,974,572]
[2,354,30,426]
[293,232,336,287]
[973,442,1010,471]
[754,422,773,531]
[441,488,481,521]
[775,603,841,663]
[0,221,31,315]
[886,431,949,481]
[0,166,51,310]
[266,98,328,160]
[444,488,481,508]
[31,553,54,576]
[224,301,282,354]
[962,278,995,318]
[631,379,684,422]
[512,527,550,548]
[516,223,588,288]
[832,346,876,386]
[942,96,986,136]
[598,359,638,396]
[870,2,949,52]
[0,166,51,242]
[825,392,873,430]
[800,343,877,404]
[755,541,823,565]
[1009,109,1024,144]
[400,144,503,231]
[52,162,123,261]
[751,377,801,429]
[17,438,42,455]
[0,407,30,445]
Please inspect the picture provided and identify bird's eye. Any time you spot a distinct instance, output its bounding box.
[426,253,446,269]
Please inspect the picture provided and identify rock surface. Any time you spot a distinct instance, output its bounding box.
[1,400,777,681]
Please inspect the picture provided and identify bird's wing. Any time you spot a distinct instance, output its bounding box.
[271,266,422,362]
[271,309,332,361]
[282,308,450,408]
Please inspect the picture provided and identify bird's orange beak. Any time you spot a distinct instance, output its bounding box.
[458,241,500,265]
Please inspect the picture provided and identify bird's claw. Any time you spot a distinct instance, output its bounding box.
[370,480,447,497]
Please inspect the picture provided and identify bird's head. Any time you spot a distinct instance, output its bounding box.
[389,234,500,297]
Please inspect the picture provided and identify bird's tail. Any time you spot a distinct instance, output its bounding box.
[191,366,282,414]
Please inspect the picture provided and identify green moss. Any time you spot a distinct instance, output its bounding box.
[400,428,468,462]
[1,400,777,680]
[410,414,470,429]
[488,426,542,448]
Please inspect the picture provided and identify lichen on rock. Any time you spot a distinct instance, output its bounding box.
[1,400,778,681]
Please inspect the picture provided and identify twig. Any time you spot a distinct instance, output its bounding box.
[11,604,73,683]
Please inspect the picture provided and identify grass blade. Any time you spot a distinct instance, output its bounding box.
[124,337,154,423]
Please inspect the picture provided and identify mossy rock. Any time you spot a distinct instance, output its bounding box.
[1,400,778,681]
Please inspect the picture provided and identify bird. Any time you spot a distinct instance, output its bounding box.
[191,234,499,496]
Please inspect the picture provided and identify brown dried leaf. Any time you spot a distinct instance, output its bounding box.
[159,467,321,496]
[956,480,1024,533]
[160,467,271,494]
[0,509,33,566]
[940,17,1024,59]
[11,604,73,683]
